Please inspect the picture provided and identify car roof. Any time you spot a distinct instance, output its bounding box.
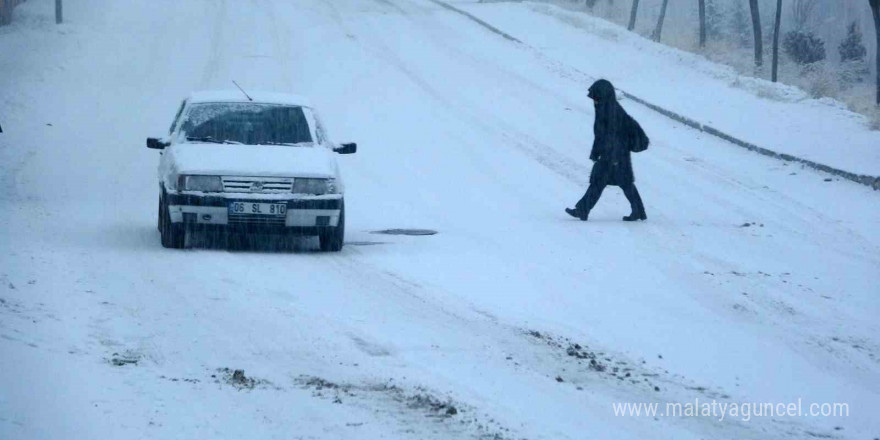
[187,90,312,107]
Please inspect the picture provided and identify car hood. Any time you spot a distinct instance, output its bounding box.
[171,143,337,178]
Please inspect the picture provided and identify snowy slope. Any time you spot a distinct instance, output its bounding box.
[1,0,878,439]
[459,1,880,178]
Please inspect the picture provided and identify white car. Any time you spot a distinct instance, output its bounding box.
[147,90,356,251]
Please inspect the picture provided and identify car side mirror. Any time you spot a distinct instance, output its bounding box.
[147,137,169,150]
[335,142,357,155]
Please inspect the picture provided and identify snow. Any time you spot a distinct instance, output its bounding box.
[168,143,338,180]
[1,0,878,439]
[187,90,313,107]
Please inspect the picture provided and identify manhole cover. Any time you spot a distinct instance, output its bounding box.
[371,229,438,236]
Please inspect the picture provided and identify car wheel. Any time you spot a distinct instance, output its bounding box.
[319,204,344,252]
[158,196,164,232]
[160,193,185,249]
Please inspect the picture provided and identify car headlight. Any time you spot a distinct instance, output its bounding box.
[292,178,336,195]
[179,175,223,192]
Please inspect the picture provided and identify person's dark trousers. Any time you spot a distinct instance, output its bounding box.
[575,183,605,215]
[575,182,645,216]
[621,183,645,216]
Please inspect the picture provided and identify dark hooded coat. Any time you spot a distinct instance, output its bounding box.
[587,80,646,187]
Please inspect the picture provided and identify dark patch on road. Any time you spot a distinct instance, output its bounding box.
[351,335,392,356]
[371,229,437,236]
[346,241,390,246]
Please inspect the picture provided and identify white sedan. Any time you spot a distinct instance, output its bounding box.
[147,90,356,251]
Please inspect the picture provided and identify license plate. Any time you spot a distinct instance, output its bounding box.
[228,202,287,216]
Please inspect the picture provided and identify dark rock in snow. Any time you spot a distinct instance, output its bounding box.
[110,352,140,366]
[589,359,607,372]
[555,376,564,382]
[218,368,274,390]
[232,369,247,384]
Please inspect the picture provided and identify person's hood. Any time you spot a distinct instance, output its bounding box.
[170,142,337,178]
[588,79,617,102]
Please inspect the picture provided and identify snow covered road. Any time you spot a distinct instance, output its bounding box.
[1,0,878,439]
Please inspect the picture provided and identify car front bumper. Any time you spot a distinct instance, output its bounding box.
[166,193,342,230]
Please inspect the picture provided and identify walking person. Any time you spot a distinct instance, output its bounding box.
[566,79,649,222]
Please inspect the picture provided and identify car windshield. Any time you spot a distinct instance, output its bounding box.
[179,102,313,145]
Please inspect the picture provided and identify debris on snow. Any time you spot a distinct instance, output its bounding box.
[216,368,276,390]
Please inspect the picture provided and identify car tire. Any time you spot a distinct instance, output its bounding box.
[319,204,344,252]
[160,193,185,249]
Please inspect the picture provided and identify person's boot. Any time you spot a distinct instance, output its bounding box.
[622,209,647,222]
[566,208,588,221]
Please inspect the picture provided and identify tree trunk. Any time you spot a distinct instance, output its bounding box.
[55,0,62,24]
[698,0,706,48]
[652,0,669,42]
[628,0,640,31]
[749,0,763,67]
[1,0,12,26]
[772,0,782,81]
[871,0,880,105]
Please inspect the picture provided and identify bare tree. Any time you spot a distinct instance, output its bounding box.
[652,0,670,42]
[791,0,817,31]
[749,0,763,67]
[698,0,706,48]
[0,0,27,26]
[772,0,782,81]
[872,0,880,105]
[628,0,640,31]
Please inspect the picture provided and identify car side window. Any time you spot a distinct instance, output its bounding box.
[169,100,187,135]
